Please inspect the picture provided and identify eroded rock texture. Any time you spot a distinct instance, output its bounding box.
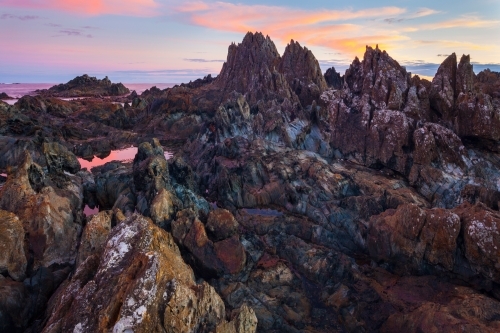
[1,31,500,333]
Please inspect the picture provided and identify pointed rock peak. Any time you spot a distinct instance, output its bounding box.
[459,54,471,66]
[278,39,328,106]
[325,67,344,89]
[439,53,458,69]
[457,54,475,95]
[214,32,296,106]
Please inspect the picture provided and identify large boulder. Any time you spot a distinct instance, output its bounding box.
[0,153,83,269]
[41,213,256,333]
[0,210,27,281]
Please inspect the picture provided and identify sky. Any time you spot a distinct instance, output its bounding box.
[0,0,499,83]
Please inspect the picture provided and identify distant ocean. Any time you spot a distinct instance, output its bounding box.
[0,83,176,103]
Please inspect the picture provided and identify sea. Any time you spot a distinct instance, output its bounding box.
[0,83,176,105]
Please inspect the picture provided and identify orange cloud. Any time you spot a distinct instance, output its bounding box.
[0,0,159,16]
[417,16,500,30]
[173,1,407,57]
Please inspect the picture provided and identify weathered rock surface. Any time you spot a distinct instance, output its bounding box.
[324,66,344,90]
[41,213,256,333]
[38,74,129,97]
[1,32,500,333]
[0,152,83,270]
[279,39,328,106]
[76,210,112,267]
[172,209,246,276]
[0,210,27,281]
[0,92,13,100]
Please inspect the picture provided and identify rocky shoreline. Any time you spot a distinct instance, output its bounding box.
[1,32,500,332]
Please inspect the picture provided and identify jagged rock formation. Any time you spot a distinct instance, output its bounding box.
[0,92,13,100]
[214,32,298,107]
[324,66,344,89]
[38,74,129,97]
[279,39,328,106]
[1,32,500,333]
[41,213,256,333]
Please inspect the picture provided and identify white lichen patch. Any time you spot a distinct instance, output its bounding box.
[99,223,137,271]
[113,253,160,332]
[467,216,500,255]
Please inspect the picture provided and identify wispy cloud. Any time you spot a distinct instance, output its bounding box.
[184,58,225,63]
[0,0,160,16]
[0,13,40,20]
[52,28,92,38]
[383,7,440,24]
[417,15,500,30]
[170,2,409,56]
[415,39,493,50]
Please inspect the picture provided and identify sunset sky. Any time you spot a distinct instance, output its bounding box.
[1,0,499,83]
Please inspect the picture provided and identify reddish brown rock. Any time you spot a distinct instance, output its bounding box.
[374,275,500,333]
[76,210,112,267]
[0,210,26,281]
[213,32,298,107]
[214,236,246,274]
[458,203,500,282]
[206,208,239,241]
[0,153,83,269]
[430,53,457,120]
[368,204,460,272]
[174,211,246,276]
[279,39,328,106]
[344,45,411,110]
[41,213,256,333]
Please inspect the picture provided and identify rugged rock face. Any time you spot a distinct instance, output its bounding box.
[0,210,27,281]
[324,66,344,89]
[1,32,500,333]
[0,92,13,100]
[0,152,83,270]
[279,40,328,106]
[41,214,255,333]
[214,32,298,107]
[38,74,130,97]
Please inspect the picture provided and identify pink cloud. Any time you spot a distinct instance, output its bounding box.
[173,1,408,57]
[0,0,160,16]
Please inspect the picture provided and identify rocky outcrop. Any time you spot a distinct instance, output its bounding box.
[180,74,217,89]
[214,32,298,107]
[0,152,83,270]
[0,92,13,100]
[279,40,328,106]
[75,210,112,267]
[0,210,27,281]
[324,66,344,89]
[41,213,256,333]
[172,208,246,276]
[38,74,129,97]
[429,54,500,145]
[1,32,500,333]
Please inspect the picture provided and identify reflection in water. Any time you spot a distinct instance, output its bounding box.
[243,208,283,217]
[79,146,172,217]
[84,205,99,217]
[78,147,173,170]
[0,173,7,189]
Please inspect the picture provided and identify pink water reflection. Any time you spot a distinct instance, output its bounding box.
[78,147,172,170]
[83,205,99,217]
